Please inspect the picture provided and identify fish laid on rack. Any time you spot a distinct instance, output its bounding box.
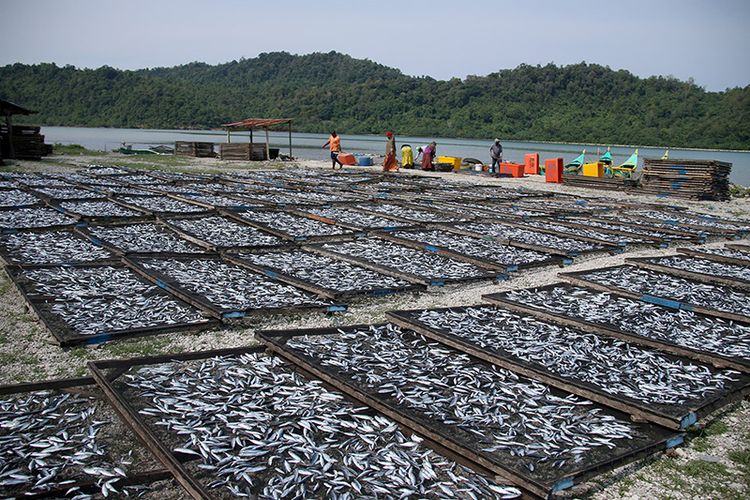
[122,353,522,498]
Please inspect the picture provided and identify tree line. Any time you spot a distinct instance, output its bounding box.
[1,51,747,149]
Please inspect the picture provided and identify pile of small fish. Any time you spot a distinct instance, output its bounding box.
[87,165,129,175]
[232,249,410,293]
[519,219,647,244]
[235,191,303,205]
[93,186,154,196]
[175,193,254,208]
[0,390,150,497]
[0,180,22,189]
[116,196,206,214]
[355,203,462,223]
[305,206,405,229]
[22,266,207,335]
[624,209,750,232]
[167,216,282,248]
[456,222,606,253]
[565,217,691,240]
[320,239,489,281]
[60,201,143,218]
[577,266,750,316]
[502,285,750,363]
[409,306,741,407]
[123,353,520,498]
[33,187,100,200]
[693,247,750,262]
[138,258,328,311]
[0,208,78,229]
[0,189,39,207]
[286,324,653,475]
[0,230,112,265]
[645,255,750,282]
[599,215,706,237]
[391,229,552,266]
[115,174,163,185]
[89,223,203,254]
[237,211,349,238]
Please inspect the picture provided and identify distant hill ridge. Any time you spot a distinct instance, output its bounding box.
[1,51,748,149]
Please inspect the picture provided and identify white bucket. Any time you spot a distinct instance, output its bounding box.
[474,165,482,172]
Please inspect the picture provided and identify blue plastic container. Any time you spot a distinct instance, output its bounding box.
[357,156,373,166]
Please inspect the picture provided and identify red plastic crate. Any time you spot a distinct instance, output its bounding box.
[545,158,563,183]
[524,153,540,175]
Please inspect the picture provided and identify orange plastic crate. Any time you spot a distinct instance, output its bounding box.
[545,158,563,183]
[499,162,525,178]
[524,153,540,175]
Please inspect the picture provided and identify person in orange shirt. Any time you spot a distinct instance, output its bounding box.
[322,131,343,169]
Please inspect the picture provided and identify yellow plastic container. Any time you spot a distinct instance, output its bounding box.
[582,162,604,177]
[437,156,462,170]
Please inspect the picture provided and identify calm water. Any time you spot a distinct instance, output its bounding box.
[42,126,750,186]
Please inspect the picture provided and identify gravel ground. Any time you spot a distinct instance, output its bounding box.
[1,153,749,498]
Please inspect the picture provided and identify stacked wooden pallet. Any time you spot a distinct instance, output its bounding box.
[219,143,267,161]
[562,174,638,192]
[0,125,46,160]
[639,159,732,201]
[174,141,215,158]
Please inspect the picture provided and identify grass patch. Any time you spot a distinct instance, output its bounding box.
[53,143,106,156]
[691,436,711,452]
[729,449,750,468]
[704,420,730,437]
[104,336,170,358]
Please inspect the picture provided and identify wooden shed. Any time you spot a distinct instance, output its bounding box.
[220,118,293,161]
[0,99,48,161]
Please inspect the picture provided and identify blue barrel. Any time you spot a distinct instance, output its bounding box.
[357,156,373,166]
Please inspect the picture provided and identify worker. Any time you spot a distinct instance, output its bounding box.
[322,131,343,169]
[489,138,503,175]
[383,132,398,172]
[401,144,414,169]
[421,142,436,171]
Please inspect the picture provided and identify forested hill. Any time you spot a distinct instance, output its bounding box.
[1,51,748,149]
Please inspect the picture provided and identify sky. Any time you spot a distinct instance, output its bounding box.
[1,0,749,91]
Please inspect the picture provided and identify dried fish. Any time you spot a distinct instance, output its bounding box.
[22,266,207,335]
[88,223,204,254]
[138,257,329,310]
[123,352,521,499]
[564,217,692,240]
[60,201,143,218]
[0,390,150,497]
[304,206,407,229]
[231,249,411,293]
[354,202,464,223]
[692,247,750,262]
[320,238,490,281]
[284,324,663,478]
[518,219,647,244]
[390,229,553,266]
[502,285,750,363]
[0,208,77,230]
[115,195,206,214]
[167,216,282,248]
[643,255,750,282]
[455,222,606,253]
[0,189,39,207]
[618,209,750,232]
[406,306,742,409]
[0,230,112,265]
[33,187,101,200]
[236,211,350,238]
[575,265,750,316]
